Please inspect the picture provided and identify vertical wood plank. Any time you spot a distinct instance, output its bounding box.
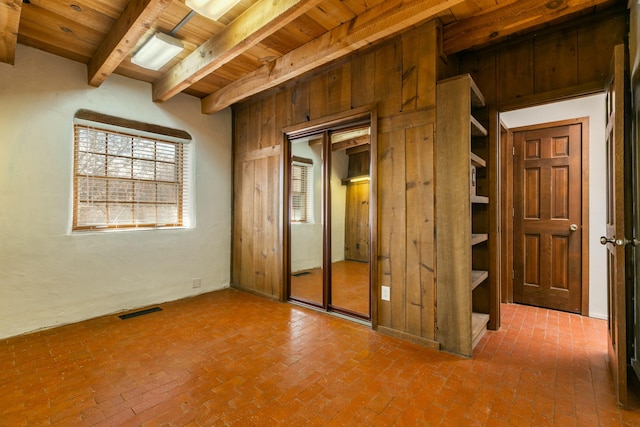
[247,100,262,152]
[232,158,244,286]
[240,161,256,290]
[328,63,352,114]
[254,158,268,294]
[351,51,375,108]
[375,39,402,118]
[309,72,329,120]
[276,88,293,130]
[291,80,310,124]
[405,122,436,339]
[534,29,578,94]
[402,30,420,112]
[261,95,277,149]
[577,17,626,86]
[417,23,438,110]
[378,126,407,331]
[496,41,534,104]
[268,154,282,298]
[377,130,392,328]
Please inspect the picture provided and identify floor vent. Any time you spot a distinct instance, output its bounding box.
[292,272,311,277]
[119,307,162,320]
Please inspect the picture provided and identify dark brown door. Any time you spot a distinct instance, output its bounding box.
[602,43,628,407]
[513,122,582,313]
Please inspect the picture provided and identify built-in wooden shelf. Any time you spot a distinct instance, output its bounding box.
[471,234,488,246]
[472,312,490,348]
[469,78,485,108]
[471,195,489,204]
[470,116,488,137]
[471,269,488,290]
[470,152,486,167]
[436,74,494,357]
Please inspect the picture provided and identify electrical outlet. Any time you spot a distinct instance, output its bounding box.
[192,278,201,288]
[381,286,390,301]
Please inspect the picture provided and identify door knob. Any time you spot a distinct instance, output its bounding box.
[569,224,578,231]
[600,236,624,246]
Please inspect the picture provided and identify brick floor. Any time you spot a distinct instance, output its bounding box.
[1,288,639,426]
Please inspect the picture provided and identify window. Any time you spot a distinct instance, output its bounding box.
[73,112,191,231]
[291,158,313,223]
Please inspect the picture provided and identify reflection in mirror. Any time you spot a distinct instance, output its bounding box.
[289,134,323,306]
[329,127,370,317]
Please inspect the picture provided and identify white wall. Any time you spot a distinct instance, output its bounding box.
[0,45,232,339]
[290,141,322,272]
[500,94,607,319]
[289,141,348,271]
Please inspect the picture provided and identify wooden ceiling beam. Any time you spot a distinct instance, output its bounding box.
[87,0,173,87]
[153,0,324,103]
[0,0,22,65]
[201,0,465,114]
[442,0,613,55]
[332,135,370,151]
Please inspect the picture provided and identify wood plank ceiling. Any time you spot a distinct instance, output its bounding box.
[2,0,618,114]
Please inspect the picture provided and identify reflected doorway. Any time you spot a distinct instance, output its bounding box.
[288,122,373,321]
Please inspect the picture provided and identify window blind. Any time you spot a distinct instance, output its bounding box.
[291,161,313,223]
[73,124,191,231]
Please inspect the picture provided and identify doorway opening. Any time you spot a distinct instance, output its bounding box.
[283,108,377,324]
[499,93,607,319]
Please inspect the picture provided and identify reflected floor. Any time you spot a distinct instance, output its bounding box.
[290,260,369,317]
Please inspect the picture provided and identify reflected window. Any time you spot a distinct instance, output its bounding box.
[291,157,313,223]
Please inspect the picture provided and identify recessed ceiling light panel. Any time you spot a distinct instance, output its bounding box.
[131,33,184,71]
[186,0,242,21]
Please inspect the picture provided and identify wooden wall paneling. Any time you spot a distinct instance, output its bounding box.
[240,160,257,292]
[400,21,438,111]
[309,71,330,120]
[232,19,442,345]
[328,63,352,114]
[376,130,393,328]
[232,154,244,287]
[533,28,578,94]
[577,14,627,86]
[389,127,407,332]
[276,88,294,131]
[347,151,369,177]
[291,80,310,123]
[260,95,277,148]
[344,181,370,262]
[457,8,626,111]
[266,154,282,298]
[254,156,268,294]
[459,50,496,106]
[232,104,249,287]
[375,39,402,118]
[405,122,436,340]
[351,51,376,108]
[415,21,439,110]
[246,100,262,153]
[401,27,421,112]
[496,41,534,105]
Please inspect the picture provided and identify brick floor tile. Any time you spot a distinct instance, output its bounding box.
[0,290,638,426]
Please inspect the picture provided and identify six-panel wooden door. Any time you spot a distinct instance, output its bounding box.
[513,122,583,313]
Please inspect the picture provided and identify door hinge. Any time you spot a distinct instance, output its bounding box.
[512,208,515,217]
[512,270,515,279]
[512,147,515,156]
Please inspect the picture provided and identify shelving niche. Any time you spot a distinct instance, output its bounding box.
[435,74,494,357]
